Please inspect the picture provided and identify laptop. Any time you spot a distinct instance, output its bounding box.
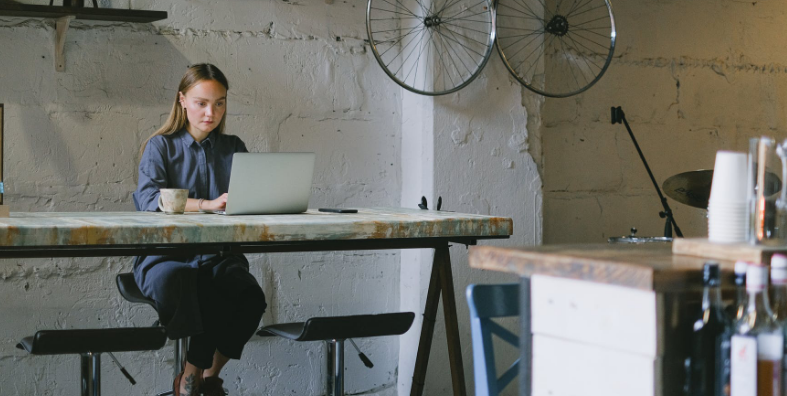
[213,152,316,215]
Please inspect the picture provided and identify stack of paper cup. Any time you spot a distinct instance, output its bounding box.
[708,151,749,243]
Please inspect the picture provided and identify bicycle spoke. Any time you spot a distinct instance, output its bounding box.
[378,0,422,18]
[370,7,421,18]
[441,20,493,37]
[437,0,465,15]
[414,30,429,90]
[570,27,610,48]
[566,0,593,18]
[378,24,426,58]
[435,27,475,74]
[572,15,611,27]
[497,25,545,33]
[390,27,428,74]
[565,32,604,69]
[568,3,607,18]
[507,32,545,68]
[440,24,487,58]
[431,29,456,89]
[497,2,542,20]
[440,2,487,23]
[557,36,585,87]
[519,33,554,77]
[401,28,430,80]
[513,0,551,24]
[498,31,545,40]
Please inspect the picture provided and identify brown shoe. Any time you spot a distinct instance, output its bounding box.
[173,371,201,396]
[202,376,228,396]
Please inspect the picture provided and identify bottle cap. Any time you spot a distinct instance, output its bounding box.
[746,263,768,291]
[703,262,721,286]
[772,254,787,284]
[772,254,787,268]
[735,261,748,286]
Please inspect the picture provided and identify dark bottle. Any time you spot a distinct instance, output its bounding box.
[728,261,748,322]
[686,262,733,396]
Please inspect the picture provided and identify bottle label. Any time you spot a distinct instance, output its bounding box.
[757,333,783,396]
[731,335,757,396]
[758,333,784,361]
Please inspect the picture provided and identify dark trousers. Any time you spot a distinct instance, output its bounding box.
[188,259,267,369]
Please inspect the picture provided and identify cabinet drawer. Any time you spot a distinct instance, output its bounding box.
[533,334,656,396]
[531,274,658,357]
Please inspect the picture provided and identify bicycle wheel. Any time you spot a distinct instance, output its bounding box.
[367,0,496,96]
[495,0,616,98]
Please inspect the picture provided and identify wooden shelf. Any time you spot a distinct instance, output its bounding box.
[0,3,166,23]
[0,3,167,71]
[673,237,787,264]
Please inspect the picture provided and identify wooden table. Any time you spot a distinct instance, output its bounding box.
[469,243,732,396]
[0,207,512,396]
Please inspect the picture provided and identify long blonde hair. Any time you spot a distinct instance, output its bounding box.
[139,63,230,158]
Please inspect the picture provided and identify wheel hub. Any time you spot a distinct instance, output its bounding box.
[545,15,569,36]
[424,15,442,28]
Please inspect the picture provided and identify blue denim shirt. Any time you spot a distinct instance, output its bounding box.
[131,128,251,338]
[133,128,248,211]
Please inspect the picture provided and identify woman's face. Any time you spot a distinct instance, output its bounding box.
[179,79,227,138]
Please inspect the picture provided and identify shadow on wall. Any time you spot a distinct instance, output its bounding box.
[2,23,192,211]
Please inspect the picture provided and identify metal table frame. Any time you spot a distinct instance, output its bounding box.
[2,235,509,396]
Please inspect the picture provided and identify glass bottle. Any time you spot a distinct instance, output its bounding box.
[728,261,748,322]
[770,254,787,322]
[769,253,787,396]
[686,262,733,396]
[731,263,784,396]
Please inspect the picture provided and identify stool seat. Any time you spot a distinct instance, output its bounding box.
[116,273,156,309]
[17,327,167,355]
[263,312,415,342]
[259,312,415,396]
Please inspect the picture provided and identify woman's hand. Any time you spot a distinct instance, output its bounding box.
[202,193,228,211]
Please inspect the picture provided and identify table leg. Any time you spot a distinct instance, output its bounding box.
[410,248,442,396]
[520,277,531,396]
[438,247,468,396]
[410,246,467,396]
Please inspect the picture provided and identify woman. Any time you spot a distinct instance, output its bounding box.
[133,64,266,396]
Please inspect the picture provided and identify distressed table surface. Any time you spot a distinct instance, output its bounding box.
[0,207,512,247]
[469,243,734,292]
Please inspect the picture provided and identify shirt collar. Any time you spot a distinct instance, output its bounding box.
[178,128,216,148]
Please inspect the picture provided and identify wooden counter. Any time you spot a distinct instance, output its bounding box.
[468,243,723,396]
[0,207,511,247]
[470,242,733,292]
[0,207,512,396]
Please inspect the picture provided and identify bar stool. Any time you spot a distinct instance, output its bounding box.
[257,312,415,396]
[16,327,167,396]
[116,273,188,396]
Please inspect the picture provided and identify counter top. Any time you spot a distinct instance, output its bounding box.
[469,243,733,292]
[0,207,512,247]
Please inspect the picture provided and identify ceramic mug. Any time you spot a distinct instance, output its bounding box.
[158,189,188,214]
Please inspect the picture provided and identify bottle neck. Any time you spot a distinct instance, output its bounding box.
[702,283,723,311]
[747,287,773,315]
[771,283,787,317]
[736,283,747,300]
